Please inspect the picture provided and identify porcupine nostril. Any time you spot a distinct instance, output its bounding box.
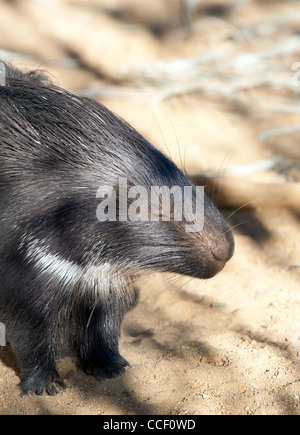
[211,229,235,264]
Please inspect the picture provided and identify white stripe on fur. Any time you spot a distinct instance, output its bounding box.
[22,237,117,292]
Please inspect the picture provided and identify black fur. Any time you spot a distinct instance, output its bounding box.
[0,63,234,395]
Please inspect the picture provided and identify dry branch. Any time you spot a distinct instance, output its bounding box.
[0,2,66,59]
[21,1,159,80]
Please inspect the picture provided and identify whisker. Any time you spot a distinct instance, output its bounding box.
[225,219,251,233]
[212,146,236,202]
[211,219,251,246]
[163,111,185,173]
[225,198,260,221]
[211,152,229,203]
[150,107,172,162]
[217,146,238,202]
[138,274,170,304]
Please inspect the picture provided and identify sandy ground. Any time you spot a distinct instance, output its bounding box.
[1,0,300,415]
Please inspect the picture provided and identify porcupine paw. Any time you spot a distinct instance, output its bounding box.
[82,354,129,381]
[20,369,66,396]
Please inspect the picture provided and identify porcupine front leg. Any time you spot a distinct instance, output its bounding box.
[3,290,66,395]
[77,283,138,380]
[0,249,66,396]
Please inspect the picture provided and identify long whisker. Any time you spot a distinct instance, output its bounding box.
[217,146,238,202]
[211,151,230,203]
[149,108,170,157]
[224,219,251,234]
[211,219,251,246]
[211,146,237,202]
[225,198,260,221]
[163,110,185,172]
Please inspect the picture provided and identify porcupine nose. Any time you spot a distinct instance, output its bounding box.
[212,239,234,263]
[209,229,235,275]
